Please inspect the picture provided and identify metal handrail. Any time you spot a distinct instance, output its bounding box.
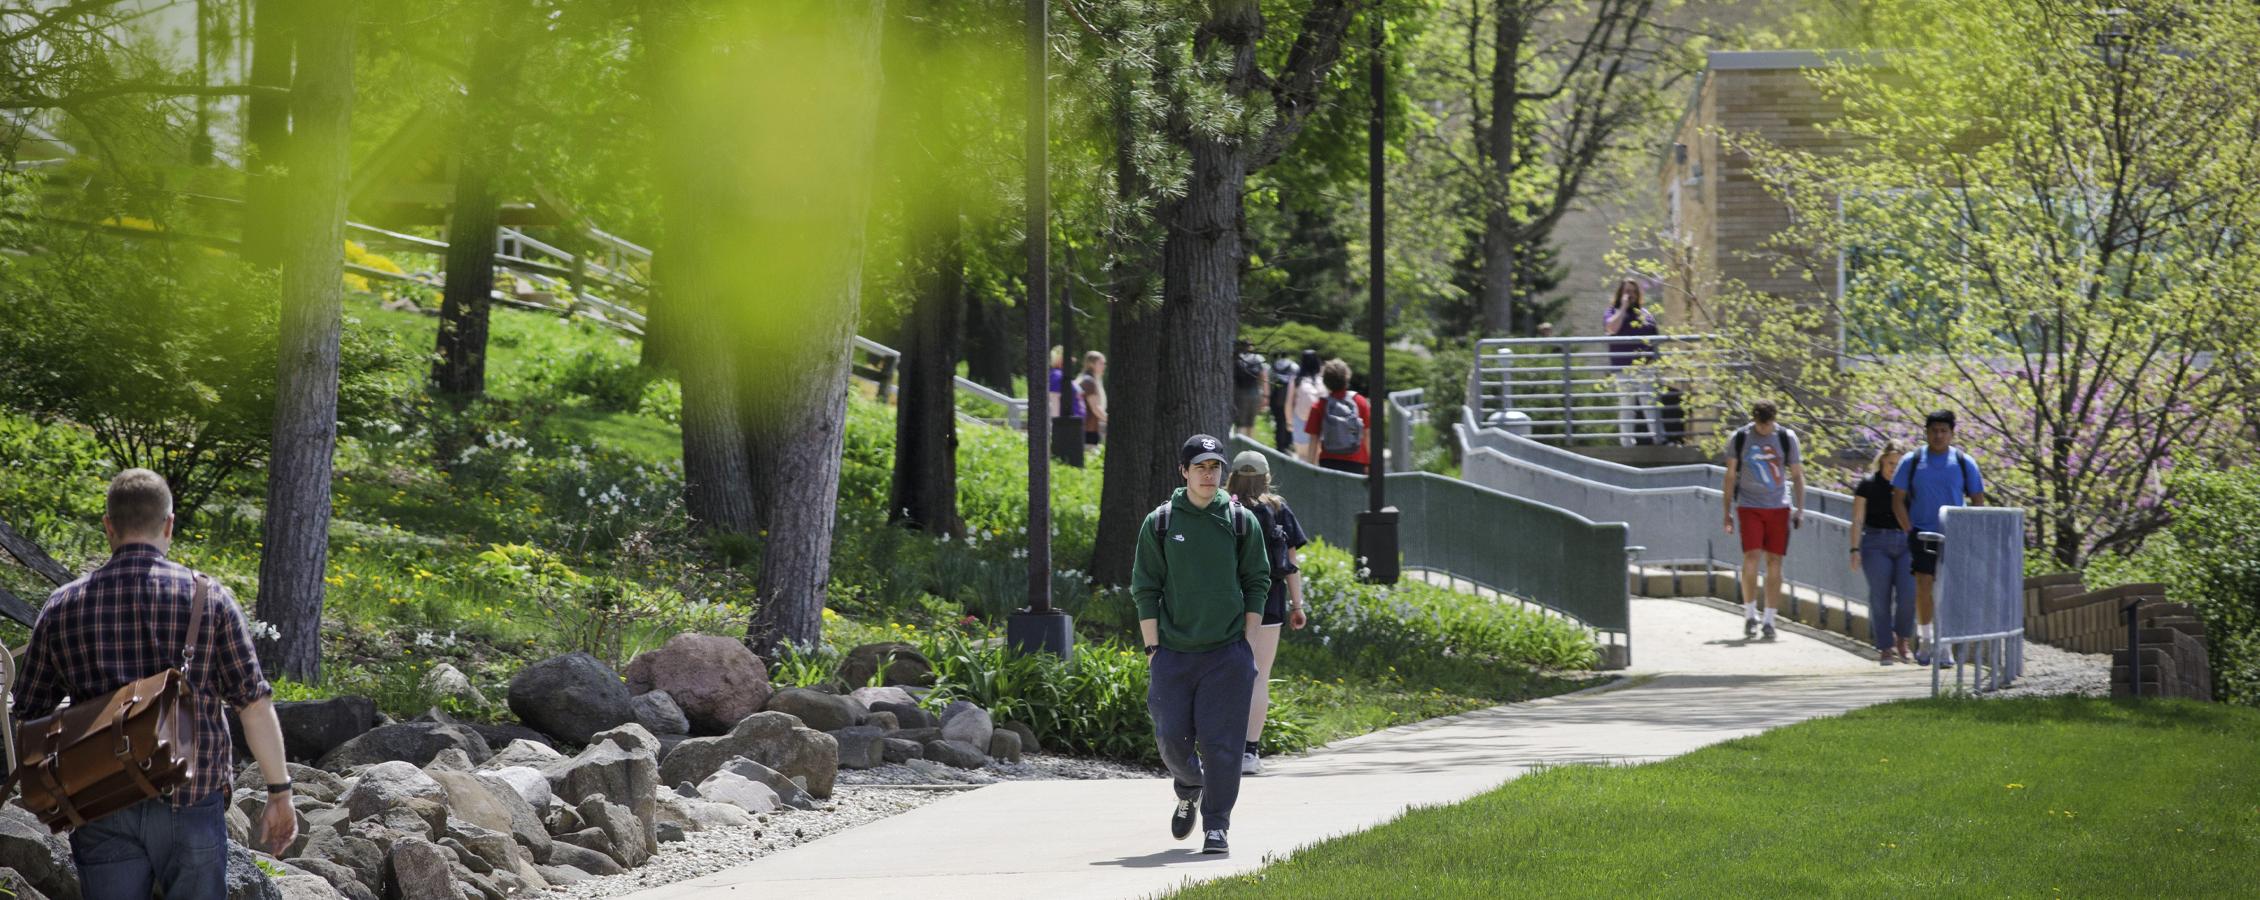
[1473,333,1736,446]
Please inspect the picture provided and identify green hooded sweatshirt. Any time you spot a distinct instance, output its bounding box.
[1130,487,1271,653]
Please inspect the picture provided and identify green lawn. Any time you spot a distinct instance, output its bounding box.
[1179,697,2260,898]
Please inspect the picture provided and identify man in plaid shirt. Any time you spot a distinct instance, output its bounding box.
[11,469,297,899]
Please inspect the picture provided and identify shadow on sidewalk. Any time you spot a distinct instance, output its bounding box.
[1090,848,1234,869]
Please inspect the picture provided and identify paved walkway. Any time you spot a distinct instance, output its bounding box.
[622,598,1933,900]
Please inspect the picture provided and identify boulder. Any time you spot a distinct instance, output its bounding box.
[0,868,48,900]
[466,724,552,754]
[542,839,623,877]
[421,748,475,773]
[575,796,650,868]
[480,739,563,772]
[506,652,637,745]
[292,831,384,899]
[552,828,621,869]
[483,766,553,810]
[273,697,380,764]
[693,770,780,815]
[880,738,923,764]
[543,804,581,838]
[938,704,994,753]
[763,688,864,733]
[235,764,347,805]
[921,738,987,769]
[654,793,753,833]
[418,663,489,710]
[658,712,839,799]
[714,758,818,811]
[848,685,918,709]
[826,726,887,770]
[283,857,377,900]
[534,864,592,885]
[1000,721,1042,755]
[427,770,549,860]
[864,711,900,733]
[891,726,941,744]
[273,874,349,900]
[318,722,491,771]
[225,842,284,900]
[623,634,774,735]
[987,729,1023,763]
[339,762,447,823]
[541,726,660,843]
[381,839,457,900]
[631,691,691,738]
[870,701,938,730]
[839,642,936,687]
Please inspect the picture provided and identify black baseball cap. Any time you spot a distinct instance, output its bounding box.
[1180,434,1228,468]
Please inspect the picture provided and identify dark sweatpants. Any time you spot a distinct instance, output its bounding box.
[1148,639,1257,833]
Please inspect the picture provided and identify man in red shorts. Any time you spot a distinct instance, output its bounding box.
[1721,401,1805,640]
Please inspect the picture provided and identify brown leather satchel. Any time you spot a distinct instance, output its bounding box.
[6,575,210,832]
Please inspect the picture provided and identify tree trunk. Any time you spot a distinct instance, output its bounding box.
[1152,144,1248,446]
[255,2,355,684]
[1479,4,1524,336]
[645,3,757,538]
[433,3,529,403]
[242,0,294,268]
[890,209,964,536]
[1089,294,1162,583]
[962,291,1017,392]
[733,0,889,659]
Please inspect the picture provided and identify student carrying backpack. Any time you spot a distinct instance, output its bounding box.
[1300,359,1372,475]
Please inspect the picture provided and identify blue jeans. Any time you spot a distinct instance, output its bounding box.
[1148,639,1256,833]
[69,792,228,900]
[1861,527,1916,651]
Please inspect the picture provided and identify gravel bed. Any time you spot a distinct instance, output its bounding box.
[1953,640,2112,699]
[542,754,1154,896]
[542,787,942,897]
[837,752,1159,787]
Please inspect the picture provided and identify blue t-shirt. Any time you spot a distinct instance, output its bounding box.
[1891,446,1984,532]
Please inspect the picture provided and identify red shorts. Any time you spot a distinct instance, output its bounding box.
[1737,507,1791,556]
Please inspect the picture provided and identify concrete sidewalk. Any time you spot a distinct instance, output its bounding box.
[622,599,1932,899]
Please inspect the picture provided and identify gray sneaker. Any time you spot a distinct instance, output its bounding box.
[1240,752,1262,775]
[1761,623,1777,641]
[1202,829,1229,855]
[1744,618,1758,639]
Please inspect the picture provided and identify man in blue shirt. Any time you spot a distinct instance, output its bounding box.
[1892,409,1987,664]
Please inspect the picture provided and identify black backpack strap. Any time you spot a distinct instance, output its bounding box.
[1958,450,1977,496]
[1731,427,1745,459]
[1150,502,1172,539]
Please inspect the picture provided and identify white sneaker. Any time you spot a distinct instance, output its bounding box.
[1240,751,1262,775]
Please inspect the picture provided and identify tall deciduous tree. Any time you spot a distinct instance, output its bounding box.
[651,1,888,657]
[432,0,537,403]
[255,0,356,682]
[1469,0,1682,335]
[1700,0,2260,569]
[1086,0,1359,584]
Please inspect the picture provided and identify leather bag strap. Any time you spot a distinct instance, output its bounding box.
[181,574,209,674]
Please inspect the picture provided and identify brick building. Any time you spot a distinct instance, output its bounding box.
[1656,51,1877,337]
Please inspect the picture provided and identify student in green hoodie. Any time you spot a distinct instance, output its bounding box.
[1133,433,1272,857]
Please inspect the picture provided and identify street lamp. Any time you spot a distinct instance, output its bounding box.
[1354,12,1400,585]
[2094,7,2132,69]
[1008,0,1074,659]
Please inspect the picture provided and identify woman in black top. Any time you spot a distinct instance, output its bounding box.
[1851,440,1914,663]
[1227,450,1307,776]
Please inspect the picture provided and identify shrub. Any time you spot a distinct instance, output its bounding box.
[916,630,1164,762]
[1294,541,1599,670]
[2154,468,2260,706]
[0,233,412,519]
[556,348,650,412]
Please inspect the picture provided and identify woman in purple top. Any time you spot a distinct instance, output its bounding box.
[1603,279,1663,445]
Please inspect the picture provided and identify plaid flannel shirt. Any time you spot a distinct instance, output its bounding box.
[11,544,274,806]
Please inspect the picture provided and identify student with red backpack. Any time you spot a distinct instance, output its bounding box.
[1299,359,1371,474]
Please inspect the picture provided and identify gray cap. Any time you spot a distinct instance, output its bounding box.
[1230,450,1270,476]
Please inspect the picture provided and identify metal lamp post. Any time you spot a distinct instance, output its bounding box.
[1008,0,1074,658]
[1354,12,1400,585]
